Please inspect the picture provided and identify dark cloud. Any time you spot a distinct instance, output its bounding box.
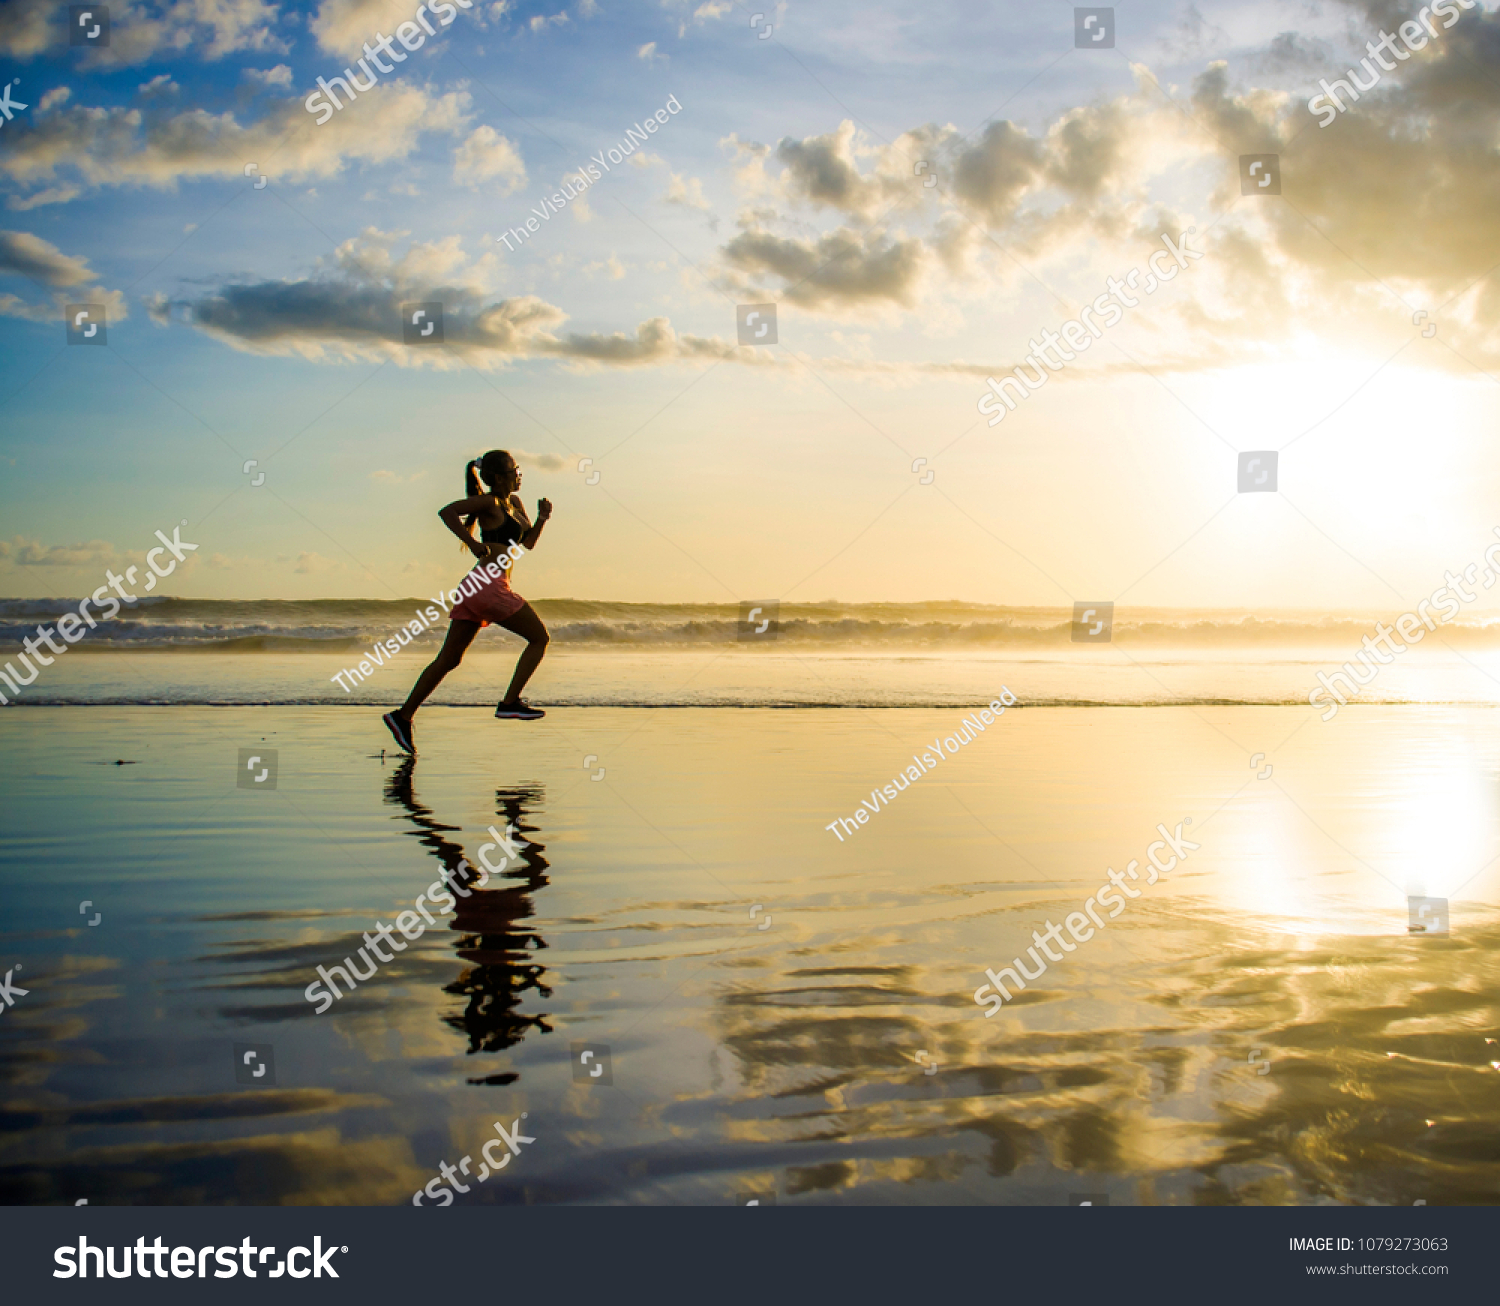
[0,0,286,66]
[0,229,125,324]
[1192,10,1500,303]
[159,231,739,367]
[721,225,928,309]
[774,121,886,215]
[1043,104,1128,201]
[0,230,98,286]
[1255,30,1338,75]
[951,121,1045,224]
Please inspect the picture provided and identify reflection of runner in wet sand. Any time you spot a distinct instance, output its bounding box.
[383,757,553,1075]
[384,450,552,755]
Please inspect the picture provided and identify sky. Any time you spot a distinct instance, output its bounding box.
[1,0,1499,609]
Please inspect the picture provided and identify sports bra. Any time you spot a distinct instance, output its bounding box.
[480,500,525,547]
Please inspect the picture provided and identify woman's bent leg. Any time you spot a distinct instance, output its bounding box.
[496,603,550,703]
[399,620,481,719]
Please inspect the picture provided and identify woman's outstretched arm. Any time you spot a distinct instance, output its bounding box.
[515,495,552,550]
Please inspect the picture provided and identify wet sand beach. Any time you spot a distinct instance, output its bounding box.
[3,703,1498,1206]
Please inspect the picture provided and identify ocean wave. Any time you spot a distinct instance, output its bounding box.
[5,598,1500,651]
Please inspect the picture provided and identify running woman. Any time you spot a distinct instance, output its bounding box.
[383,450,552,754]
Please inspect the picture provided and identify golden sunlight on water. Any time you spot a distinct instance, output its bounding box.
[1,703,1498,1204]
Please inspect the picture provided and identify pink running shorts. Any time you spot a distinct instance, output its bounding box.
[448,564,526,626]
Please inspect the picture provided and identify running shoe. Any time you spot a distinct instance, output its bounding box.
[382,711,416,754]
[494,699,545,721]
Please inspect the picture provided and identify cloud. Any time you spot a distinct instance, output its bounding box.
[1252,30,1335,75]
[0,230,127,324]
[1163,2,1233,61]
[637,41,661,61]
[1039,102,1130,203]
[453,125,527,192]
[0,84,471,204]
[774,120,891,216]
[689,93,1227,356]
[692,73,1293,340]
[733,120,957,219]
[665,172,712,212]
[720,222,928,311]
[0,231,100,287]
[0,536,121,567]
[243,64,295,89]
[180,0,287,59]
[734,7,1500,336]
[167,227,740,368]
[947,120,1045,224]
[670,0,730,35]
[512,449,572,472]
[582,253,626,279]
[45,0,1500,377]
[0,0,53,59]
[1172,30,1500,341]
[746,116,1056,228]
[138,74,180,101]
[291,551,340,574]
[140,219,1284,382]
[1,0,287,66]
[310,0,422,56]
[6,187,83,211]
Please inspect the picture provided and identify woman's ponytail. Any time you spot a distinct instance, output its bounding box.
[459,450,514,548]
[461,458,484,545]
